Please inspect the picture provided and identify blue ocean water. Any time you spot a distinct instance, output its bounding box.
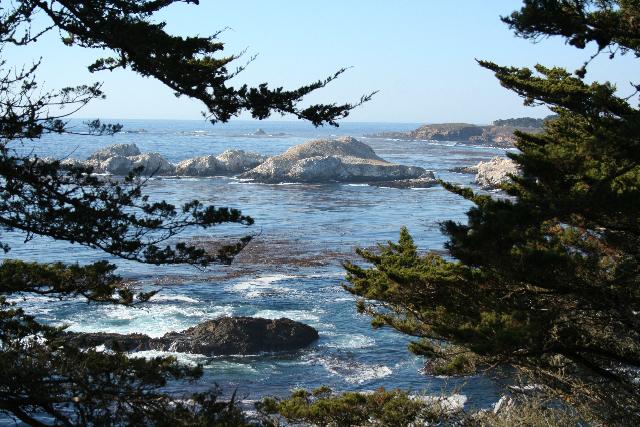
[2,120,511,411]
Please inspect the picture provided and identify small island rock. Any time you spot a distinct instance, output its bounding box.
[475,156,520,188]
[241,137,428,184]
[63,317,319,356]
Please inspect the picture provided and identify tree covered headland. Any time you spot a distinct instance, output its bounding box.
[0,1,370,425]
[492,115,557,128]
[339,0,640,425]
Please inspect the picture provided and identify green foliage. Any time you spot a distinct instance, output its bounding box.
[492,115,557,127]
[0,1,369,424]
[257,387,457,427]
[260,388,584,427]
[345,1,640,425]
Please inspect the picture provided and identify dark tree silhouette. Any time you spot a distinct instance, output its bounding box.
[343,1,640,425]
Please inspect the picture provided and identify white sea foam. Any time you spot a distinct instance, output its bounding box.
[151,294,199,303]
[306,355,392,384]
[252,309,322,323]
[318,357,392,384]
[129,350,208,366]
[321,333,375,349]
[228,274,298,298]
[62,303,234,338]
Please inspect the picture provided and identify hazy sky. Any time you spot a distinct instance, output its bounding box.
[10,1,636,124]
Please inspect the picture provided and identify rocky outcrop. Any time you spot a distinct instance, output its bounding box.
[175,155,223,176]
[84,145,266,177]
[64,332,152,352]
[87,143,141,162]
[97,155,134,175]
[64,317,319,356]
[175,150,267,176]
[474,157,520,188]
[84,144,174,176]
[129,152,176,175]
[157,317,318,355]
[240,137,429,184]
[216,149,267,172]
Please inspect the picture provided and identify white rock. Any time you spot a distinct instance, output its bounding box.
[87,143,141,162]
[216,149,267,172]
[128,152,175,175]
[492,395,514,414]
[412,393,468,414]
[289,155,342,181]
[241,137,428,184]
[475,156,520,188]
[99,156,133,175]
[175,155,224,176]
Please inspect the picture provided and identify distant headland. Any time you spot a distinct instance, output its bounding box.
[365,116,556,147]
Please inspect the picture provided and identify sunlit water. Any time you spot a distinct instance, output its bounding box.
[2,120,513,414]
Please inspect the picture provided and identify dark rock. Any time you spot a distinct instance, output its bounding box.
[369,175,438,189]
[156,317,319,355]
[64,332,152,352]
[63,317,319,356]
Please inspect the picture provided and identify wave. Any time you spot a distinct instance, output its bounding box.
[310,355,392,384]
[228,274,298,299]
[61,303,235,338]
[252,309,323,324]
[151,294,199,303]
[321,333,375,349]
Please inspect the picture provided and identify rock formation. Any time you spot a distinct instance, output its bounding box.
[474,157,520,188]
[87,143,141,162]
[129,152,176,175]
[175,155,223,176]
[64,317,319,356]
[240,137,433,184]
[84,143,175,176]
[175,150,267,176]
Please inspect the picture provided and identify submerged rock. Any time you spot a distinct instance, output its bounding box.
[241,137,428,184]
[64,317,319,356]
[369,174,438,189]
[475,156,520,188]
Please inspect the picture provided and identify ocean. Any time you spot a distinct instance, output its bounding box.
[2,119,512,412]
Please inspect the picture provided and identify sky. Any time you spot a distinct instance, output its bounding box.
[7,0,637,124]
